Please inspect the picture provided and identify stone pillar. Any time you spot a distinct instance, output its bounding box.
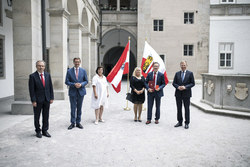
[91,37,98,79]
[11,0,42,115]
[68,23,83,67]
[82,31,92,85]
[47,8,69,100]
[117,0,120,11]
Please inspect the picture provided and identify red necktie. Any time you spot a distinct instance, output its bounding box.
[41,73,45,87]
[153,72,156,86]
[76,68,79,80]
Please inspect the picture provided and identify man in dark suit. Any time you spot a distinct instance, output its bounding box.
[145,62,166,124]
[29,60,54,138]
[65,57,88,130]
[173,61,195,129]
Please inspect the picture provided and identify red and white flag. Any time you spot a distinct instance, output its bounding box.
[141,41,169,84]
[107,40,130,93]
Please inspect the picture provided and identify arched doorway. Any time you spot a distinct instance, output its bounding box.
[103,46,136,78]
[100,28,137,79]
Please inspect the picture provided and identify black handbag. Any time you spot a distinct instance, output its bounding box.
[126,93,133,102]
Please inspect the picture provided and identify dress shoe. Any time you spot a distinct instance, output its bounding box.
[68,123,75,130]
[76,123,83,129]
[42,131,51,138]
[155,120,159,124]
[36,132,42,138]
[138,120,142,122]
[184,124,189,129]
[146,120,151,125]
[174,122,182,127]
[134,119,138,122]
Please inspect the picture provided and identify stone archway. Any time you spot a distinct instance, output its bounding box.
[102,46,136,78]
[100,28,137,78]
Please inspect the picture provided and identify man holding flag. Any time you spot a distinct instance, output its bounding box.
[141,41,168,124]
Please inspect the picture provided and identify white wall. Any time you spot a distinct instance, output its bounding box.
[0,0,14,99]
[209,16,250,74]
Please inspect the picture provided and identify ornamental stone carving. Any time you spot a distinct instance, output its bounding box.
[234,83,248,101]
[207,80,214,96]
[227,85,232,94]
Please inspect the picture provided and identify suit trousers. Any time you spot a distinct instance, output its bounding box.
[147,93,161,121]
[33,100,50,133]
[175,97,190,124]
[69,92,84,124]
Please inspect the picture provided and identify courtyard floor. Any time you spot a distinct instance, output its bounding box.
[0,82,250,167]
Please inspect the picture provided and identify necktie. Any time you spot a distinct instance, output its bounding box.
[181,71,185,82]
[153,72,156,86]
[76,68,78,80]
[40,73,45,87]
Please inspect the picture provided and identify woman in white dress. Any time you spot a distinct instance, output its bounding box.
[91,67,109,125]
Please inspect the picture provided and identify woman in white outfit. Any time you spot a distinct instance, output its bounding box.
[91,66,109,125]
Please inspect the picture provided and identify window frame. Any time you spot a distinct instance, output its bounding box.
[153,19,164,32]
[220,0,235,4]
[0,35,5,79]
[183,44,194,57]
[218,42,234,69]
[184,12,195,24]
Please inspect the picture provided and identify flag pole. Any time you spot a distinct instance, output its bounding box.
[124,36,131,111]
[142,37,147,111]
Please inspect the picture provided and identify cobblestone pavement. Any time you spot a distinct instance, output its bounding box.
[0,82,250,167]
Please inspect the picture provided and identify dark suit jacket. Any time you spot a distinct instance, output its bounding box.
[173,70,195,97]
[65,67,88,97]
[29,71,54,103]
[145,71,166,97]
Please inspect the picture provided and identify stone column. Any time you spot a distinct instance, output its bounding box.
[11,0,42,115]
[47,8,69,100]
[82,31,92,85]
[117,0,120,11]
[91,36,98,79]
[68,23,83,67]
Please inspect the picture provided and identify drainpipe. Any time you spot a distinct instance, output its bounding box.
[41,0,47,71]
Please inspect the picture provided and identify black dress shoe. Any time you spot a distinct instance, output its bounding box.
[36,132,42,138]
[76,123,83,129]
[174,122,182,127]
[68,123,75,130]
[42,131,51,138]
[184,124,189,129]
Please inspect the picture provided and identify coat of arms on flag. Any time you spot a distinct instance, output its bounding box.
[141,41,169,84]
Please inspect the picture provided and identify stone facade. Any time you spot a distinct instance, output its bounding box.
[100,0,209,79]
[10,0,100,114]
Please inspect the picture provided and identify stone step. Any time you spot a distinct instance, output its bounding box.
[191,99,250,120]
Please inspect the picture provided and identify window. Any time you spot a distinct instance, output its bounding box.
[184,12,194,24]
[0,36,4,78]
[221,0,235,3]
[100,0,117,11]
[183,45,193,56]
[120,0,137,11]
[153,20,163,31]
[160,54,165,62]
[219,43,233,68]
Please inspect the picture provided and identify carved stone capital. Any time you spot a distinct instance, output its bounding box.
[47,8,70,19]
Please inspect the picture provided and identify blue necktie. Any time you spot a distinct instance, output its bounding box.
[181,71,185,82]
